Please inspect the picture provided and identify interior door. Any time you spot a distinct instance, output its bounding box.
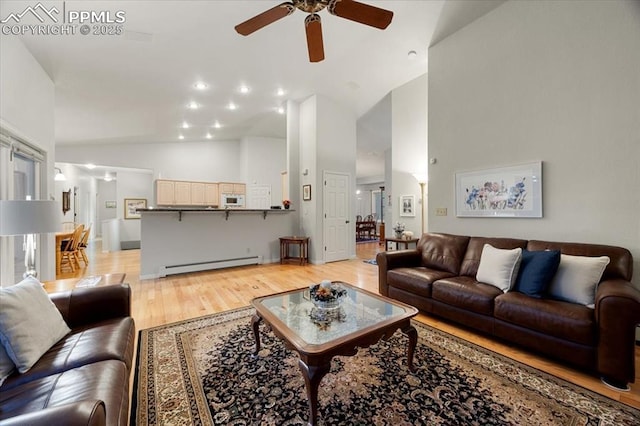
[247,185,271,209]
[323,171,349,262]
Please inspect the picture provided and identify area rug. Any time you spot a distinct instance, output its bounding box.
[132,307,639,425]
[363,258,377,265]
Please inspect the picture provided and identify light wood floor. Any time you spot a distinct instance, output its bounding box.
[61,240,640,410]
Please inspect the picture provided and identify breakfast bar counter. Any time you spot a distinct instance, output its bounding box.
[138,208,296,279]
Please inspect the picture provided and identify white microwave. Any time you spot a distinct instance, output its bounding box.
[221,194,245,208]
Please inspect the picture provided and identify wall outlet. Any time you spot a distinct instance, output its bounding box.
[435,207,447,216]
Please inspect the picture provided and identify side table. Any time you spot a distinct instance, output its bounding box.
[279,236,310,265]
[42,273,126,293]
[385,238,419,251]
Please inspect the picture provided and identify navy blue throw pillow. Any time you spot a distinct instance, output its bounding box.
[514,250,561,298]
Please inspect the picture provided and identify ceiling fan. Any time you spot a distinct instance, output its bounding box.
[235,0,394,63]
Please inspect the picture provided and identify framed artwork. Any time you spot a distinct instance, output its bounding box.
[124,198,147,219]
[455,161,542,218]
[303,184,311,201]
[62,190,71,215]
[105,201,116,209]
[399,195,415,217]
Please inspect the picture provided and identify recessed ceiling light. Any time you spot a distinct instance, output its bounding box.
[104,173,113,182]
[182,122,190,129]
[213,121,222,129]
[178,135,185,140]
[276,88,285,96]
[194,82,208,90]
[239,85,250,94]
[277,106,285,114]
[408,50,417,59]
[228,102,237,110]
[188,101,199,110]
[205,133,212,139]
[85,163,96,169]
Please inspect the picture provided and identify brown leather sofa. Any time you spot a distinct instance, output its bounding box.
[0,284,135,425]
[377,232,639,389]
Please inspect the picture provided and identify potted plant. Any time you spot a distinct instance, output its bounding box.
[283,200,291,210]
[392,222,405,238]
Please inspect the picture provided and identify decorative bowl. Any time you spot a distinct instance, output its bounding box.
[309,281,346,310]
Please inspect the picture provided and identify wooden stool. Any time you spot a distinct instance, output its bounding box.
[279,236,310,265]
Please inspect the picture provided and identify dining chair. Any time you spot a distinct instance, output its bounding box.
[78,224,91,265]
[60,224,84,272]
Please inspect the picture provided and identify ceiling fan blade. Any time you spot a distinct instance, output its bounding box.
[305,14,325,63]
[235,2,295,36]
[328,0,393,29]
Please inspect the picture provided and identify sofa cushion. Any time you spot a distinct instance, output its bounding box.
[388,268,456,298]
[460,237,528,277]
[476,244,522,292]
[432,276,503,316]
[0,278,71,374]
[513,250,561,298]
[417,233,470,275]
[0,360,129,426]
[547,254,610,307]
[494,292,596,346]
[527,240,631,282]
[0,317,135,392]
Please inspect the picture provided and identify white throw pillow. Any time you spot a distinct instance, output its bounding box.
[476,244,523,292]
[0,277,71,373]
[547,254,610,308]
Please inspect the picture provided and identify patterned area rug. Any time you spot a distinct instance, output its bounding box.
[132,307,639,425]
[363,258,377,265]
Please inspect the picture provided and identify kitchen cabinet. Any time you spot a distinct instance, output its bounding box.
[156,180,222,206]
[156,180,175,205]
[220,182,246,195]
[174,181,192,205]
[204,183,219,206]
[191,182,205,205]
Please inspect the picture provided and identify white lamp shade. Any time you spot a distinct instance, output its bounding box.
[0,200,61,236]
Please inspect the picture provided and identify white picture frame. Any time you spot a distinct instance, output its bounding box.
[399,195,415,217]
[455,162,543,218]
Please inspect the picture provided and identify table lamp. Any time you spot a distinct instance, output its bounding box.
[0,199,61,278]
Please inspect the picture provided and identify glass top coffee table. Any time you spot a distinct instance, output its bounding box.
[251,282,418,426]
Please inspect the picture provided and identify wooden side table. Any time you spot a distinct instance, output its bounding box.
[42,273,126,293]
[279,236,309,265]
[385,238,419,251]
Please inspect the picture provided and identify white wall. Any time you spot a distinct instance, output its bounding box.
[0,38,56,284]
[241,136,286,204]
[56,140,245,182]
[428,0,640,285]
[299,95,357,263]
[96,180,117,236]
[116,170,154,243]
[391,73,428,237]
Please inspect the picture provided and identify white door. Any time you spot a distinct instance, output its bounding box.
[247,185,271,209]
[323,171,350,262]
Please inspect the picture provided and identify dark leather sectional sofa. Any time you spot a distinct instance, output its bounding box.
[377,232,640,389]
[0,284,135,425]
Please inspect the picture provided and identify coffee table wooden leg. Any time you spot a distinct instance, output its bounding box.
[298,359,331,426]
[402,324,418,372]
[251,314,262,355]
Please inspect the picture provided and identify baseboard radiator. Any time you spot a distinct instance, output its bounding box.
[159,256,262,277]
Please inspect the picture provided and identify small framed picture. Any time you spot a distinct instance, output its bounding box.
[399,195,415,217]
[124,198,147,219]
[105,201,116,209]
[303,184,311,201]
